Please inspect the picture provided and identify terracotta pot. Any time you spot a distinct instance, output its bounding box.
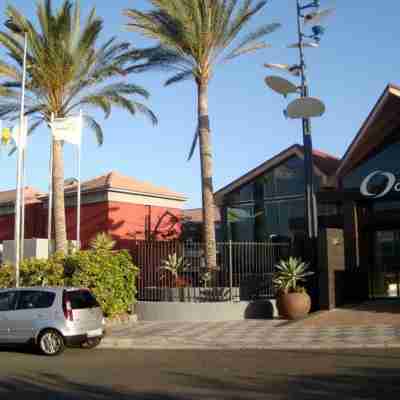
[279,292,311,320]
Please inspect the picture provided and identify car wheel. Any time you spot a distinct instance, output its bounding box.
[80,337,102,349]
[38,329,65,356]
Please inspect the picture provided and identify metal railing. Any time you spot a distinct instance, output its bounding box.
[132,241,291,302]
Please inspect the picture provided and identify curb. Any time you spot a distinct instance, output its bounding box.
[99,338,400,351]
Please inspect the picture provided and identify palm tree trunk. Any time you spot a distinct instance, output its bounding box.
[197,80,217,271]
[52,139,67,253]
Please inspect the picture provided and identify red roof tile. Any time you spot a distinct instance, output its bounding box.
[0,187,44,206]
[65,171,186,200]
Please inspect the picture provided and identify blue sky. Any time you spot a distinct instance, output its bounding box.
[0,1,398,208]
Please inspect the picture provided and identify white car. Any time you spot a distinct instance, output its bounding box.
[0,287,105,355]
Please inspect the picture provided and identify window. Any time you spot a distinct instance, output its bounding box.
[343,136,400,191]
[16,291,56,310]
[68,290,99,309]
[227,183,254,204]
[0,291,17,312]
[229,205,255,241]
[265,198,305,237]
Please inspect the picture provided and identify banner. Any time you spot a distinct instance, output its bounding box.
[50,115,82,146]
[11,117,28,149]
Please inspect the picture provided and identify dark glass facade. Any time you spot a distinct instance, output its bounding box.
[223,156,322,241]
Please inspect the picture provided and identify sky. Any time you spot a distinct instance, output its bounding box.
[0,0,398,208]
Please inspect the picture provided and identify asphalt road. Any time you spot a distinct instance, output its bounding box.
[0,347,399,399]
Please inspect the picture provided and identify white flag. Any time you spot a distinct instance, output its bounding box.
[50,115,82,146]
[10,117,28,149]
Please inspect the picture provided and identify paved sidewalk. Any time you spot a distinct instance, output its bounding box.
[100,320,400,350]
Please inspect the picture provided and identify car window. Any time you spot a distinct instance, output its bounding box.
[68,290,99,309]
[16,291,56,310]
[0,291,18,311]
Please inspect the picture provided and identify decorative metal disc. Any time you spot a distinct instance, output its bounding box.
[286,97,326,119]
[265,76,298,97]
[304,8,335,26]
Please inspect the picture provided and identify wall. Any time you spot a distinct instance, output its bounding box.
[107,201,183,243]
[0,198,183,250]
[318,228,346,309]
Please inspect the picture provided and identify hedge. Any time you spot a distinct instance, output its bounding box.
[0,234,139,317]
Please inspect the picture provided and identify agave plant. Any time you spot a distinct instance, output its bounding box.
[273,257,314,293]
[160,253,190,279]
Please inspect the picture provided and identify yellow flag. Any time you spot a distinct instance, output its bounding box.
[1,127,11,146]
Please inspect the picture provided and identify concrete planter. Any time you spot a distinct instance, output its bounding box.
[136,299,278,321]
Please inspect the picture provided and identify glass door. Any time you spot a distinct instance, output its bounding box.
[373,231,400,297]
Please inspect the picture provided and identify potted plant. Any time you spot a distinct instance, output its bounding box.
[273,257,314,319]
[160,253,191,301]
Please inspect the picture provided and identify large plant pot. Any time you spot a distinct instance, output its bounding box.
[278,292,311,320]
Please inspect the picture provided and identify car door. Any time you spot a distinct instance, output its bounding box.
[10,290,56,343]
[0,291,18,343]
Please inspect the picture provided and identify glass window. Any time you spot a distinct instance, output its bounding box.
[229,205,255,241]
[16,291,56,310]
[68,290,99,309]
[263,156,310,198]
[226,183,254,204]
[0,291,17,312]
[265,198,305,237]
[343,137,400,191]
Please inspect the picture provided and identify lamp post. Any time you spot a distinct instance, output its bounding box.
[6,19,28,288]
[264,1,334,298]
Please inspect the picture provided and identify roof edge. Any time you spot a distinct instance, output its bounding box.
[336,83,400,178]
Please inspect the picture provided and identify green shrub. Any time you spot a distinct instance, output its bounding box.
[0,264,15,288]
[0,234,139,317]
[20,253,65,287]
[69,248,139,317]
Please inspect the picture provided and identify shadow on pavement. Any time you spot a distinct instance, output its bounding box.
[0,359,399,399]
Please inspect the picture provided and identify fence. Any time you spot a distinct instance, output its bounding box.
[132,241,291,302]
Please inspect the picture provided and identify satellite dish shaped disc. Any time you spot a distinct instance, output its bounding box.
[265,76,298,96]
[287,41,319,49]
[286,97,326,119]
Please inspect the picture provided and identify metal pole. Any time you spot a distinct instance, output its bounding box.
[20,119,27,261]
[229,240,233,302]
[48,113,54,256]
[296,0,319,307]
[76,111,82,251]
[14,32,28,287]
[296,0,318,241]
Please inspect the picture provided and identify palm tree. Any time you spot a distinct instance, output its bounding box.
[125,0,280,271]
[0,0,157,252]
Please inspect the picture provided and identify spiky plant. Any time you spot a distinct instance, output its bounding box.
[90,232,116,252]
[160,252,189,278]
[273,257,314,293]
[0,0,157,252]
[125,0,280,271]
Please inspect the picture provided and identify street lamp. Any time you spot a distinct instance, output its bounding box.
[5,19,28,288]
[264,1,334,285]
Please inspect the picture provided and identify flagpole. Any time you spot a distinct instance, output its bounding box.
[76,110,82,250]
[48,113,54,256]
[20,117,27,261]
[14,31,28,288]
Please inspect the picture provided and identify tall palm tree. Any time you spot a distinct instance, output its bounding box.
[125,0,280,271]
[0,0,157,252]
